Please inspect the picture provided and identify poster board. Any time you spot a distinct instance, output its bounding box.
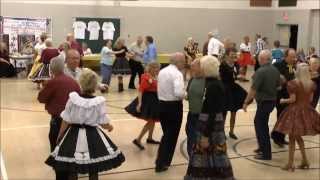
[0,16,51,53]
[74,17,120,54]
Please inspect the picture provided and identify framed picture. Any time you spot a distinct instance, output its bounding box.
[18,34,35,54]
[0,34,9,50]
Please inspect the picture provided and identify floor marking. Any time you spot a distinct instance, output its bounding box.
[0,152,8,180]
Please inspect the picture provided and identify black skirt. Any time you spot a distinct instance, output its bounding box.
[113,57,131,75]
[45,124,125,174]
[125,92,160,121]
[224,83,247,112]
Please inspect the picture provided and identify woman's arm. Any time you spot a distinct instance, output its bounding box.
[136,91,143,113]
[56,120,69,143]
[280,93,296,104]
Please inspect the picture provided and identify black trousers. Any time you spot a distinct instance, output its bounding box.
[49,116,70,180]
[271,103,287,144]
[156,101,183,167]
[128,59,144,88]
[254,54,260,71]
[254,101,275,159]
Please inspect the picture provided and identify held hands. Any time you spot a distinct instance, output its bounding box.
[105,123,114,132]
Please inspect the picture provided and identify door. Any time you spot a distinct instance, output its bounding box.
[289,25,298,50]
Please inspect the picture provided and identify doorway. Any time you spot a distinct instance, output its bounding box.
[277,24,298,50]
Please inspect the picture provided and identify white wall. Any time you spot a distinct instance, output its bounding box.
[310,10,320,52]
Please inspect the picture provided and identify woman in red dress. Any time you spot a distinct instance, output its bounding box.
[125,62,161,150]
[274,63,320,172]
[238,36,253,82]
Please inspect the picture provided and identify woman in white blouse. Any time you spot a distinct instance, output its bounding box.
[45,68,125,180]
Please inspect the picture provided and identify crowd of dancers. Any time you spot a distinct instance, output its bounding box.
[1,30,319,180]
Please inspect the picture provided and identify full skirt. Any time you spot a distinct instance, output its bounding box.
[113,57,131,75]
[30,63,51,81]
[274,104,320,136]
[125,92,159,121]
[45,125,125,174]
[28,56,43,80]
[224,83,247,112]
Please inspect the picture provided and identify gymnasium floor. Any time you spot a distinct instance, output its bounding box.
[1,72,320,180]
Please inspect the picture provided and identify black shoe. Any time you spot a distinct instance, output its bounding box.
[118,83,124,92]
[273,140,285,148]
[282,141,289,145]
[253,148,262,154]
[155,166,168,173]
[229,132,238,140]
[147,139,160,144]
[254,154,271,160]
[128,86,136,89]
[133,139,145,150]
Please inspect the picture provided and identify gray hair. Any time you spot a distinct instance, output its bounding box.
[79,68,98,95]
[50,56,65,74]
[259,49,272,62]
[45,38,53,47]
[200,55,220,78]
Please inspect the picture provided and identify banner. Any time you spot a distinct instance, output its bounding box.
[1,17,49,53]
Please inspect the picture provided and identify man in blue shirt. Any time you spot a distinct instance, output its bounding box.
[143,36,157,64]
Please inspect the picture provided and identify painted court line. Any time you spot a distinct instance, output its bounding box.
[0,152,8,180]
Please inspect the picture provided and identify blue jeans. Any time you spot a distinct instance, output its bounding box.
[254,101,276,159]
[185,112,199,158]
[101,64,113,85]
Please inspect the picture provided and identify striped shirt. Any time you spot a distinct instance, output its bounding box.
[255,38,265,55]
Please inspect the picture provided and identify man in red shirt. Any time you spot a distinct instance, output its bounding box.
[38,56,80,179]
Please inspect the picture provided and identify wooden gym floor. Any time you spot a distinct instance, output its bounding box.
[0,71,319,180]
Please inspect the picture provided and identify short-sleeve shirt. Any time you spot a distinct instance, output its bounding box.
[102,22,115,40]
[73,21,87,40]
[41,48,60,64]
[139,73,157,93]
[240,43,251,53]
[60,92,110,126]
[252,63,280,102]
[87,21,100,40]
[100,46,113,65]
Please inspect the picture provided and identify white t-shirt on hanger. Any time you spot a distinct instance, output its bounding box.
[87,21,100,40]
[102,22,115,40]
[73,21,87,39]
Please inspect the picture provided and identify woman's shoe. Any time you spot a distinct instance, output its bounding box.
[147,139,160,144]
[118,83,124,92]
[133,139,145,150]
[298,161,310,169]
[229,132,238,140]
[281,164,295,172]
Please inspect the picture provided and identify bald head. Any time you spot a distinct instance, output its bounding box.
[137,36,143,45]
[170,52,186,70]
[67,33,75,42]
[208,32,214,39]
[258,50,272,65]
[66,49,80,70]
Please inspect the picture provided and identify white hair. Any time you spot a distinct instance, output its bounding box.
[200,55,220,78]
[50,56,65,74]
[296,63,313,90]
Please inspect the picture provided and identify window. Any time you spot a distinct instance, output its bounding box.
[279,0,297,7]
[250,0,272,7]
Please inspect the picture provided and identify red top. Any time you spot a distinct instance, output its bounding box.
[70,41,84,56]
[41,48,60,64]
[139,73,157,93]
[38,74,81,116]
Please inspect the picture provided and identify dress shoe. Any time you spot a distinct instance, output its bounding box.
[146,139,160,144]
[133,139,145,150]
[229,132,238,140]
[128,86,136,89]
[254,154,271,160]
[273,140,285,148]
[253,148,262,154]
[155,166,168,173]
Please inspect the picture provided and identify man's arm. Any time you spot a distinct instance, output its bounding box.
[38,80,54,104]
